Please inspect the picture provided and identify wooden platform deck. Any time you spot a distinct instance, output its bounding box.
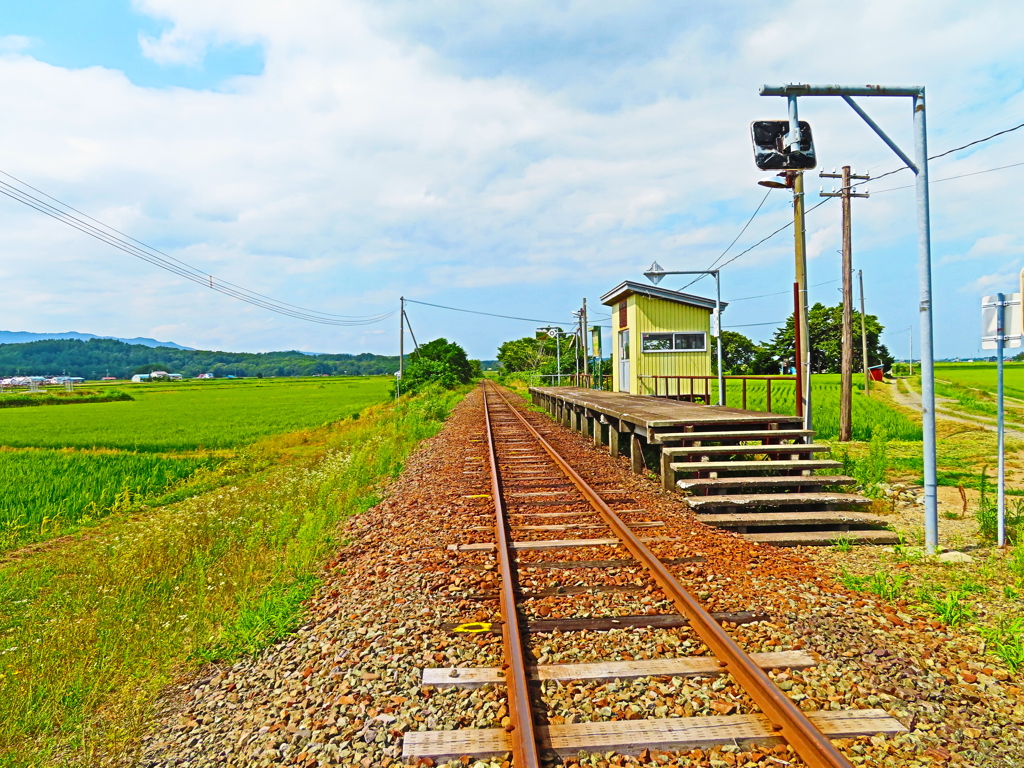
[529,387,890,547]
[530,387,801,436]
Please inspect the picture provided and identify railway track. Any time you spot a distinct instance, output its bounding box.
[405,382,905,766]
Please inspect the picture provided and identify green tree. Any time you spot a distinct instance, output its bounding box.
[399,338,477,392]
[497,337,540,372]
[763,303,893,374]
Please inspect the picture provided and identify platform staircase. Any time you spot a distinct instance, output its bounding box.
[655,421,898,546]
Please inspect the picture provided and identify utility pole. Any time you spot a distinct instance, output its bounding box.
[909,329,914,376]
[859,270,870,395]
[820,166,870,442]
[582,298,589,380]
[398,296,404,400]
[793,172,812,431]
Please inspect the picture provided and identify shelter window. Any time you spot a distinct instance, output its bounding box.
[641,332,706,353]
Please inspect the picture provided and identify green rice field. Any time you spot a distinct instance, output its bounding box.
[0,451,218,548]
[935,362,1024,399]
[0,376,391,452]
[0,376,391,550]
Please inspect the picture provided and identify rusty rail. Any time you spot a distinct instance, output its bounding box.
[485,381,854,768]
[481,384,542,768]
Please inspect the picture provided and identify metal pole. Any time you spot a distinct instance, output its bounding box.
[997,293,1006,548]
[715,270,724,406]
[914,91,938,554]
[793,171,812,430]
[859,270,870,395]
[556,333,561,386]
[909,331,913,377]
[398,296,404,400]
[793,282,803,419]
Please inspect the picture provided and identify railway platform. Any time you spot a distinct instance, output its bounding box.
[529,387,897,546]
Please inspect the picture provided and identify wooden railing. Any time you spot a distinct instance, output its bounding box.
[529,373,612,390]
[637,375,796,413]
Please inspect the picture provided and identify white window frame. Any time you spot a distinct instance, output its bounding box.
[641,332,707,353]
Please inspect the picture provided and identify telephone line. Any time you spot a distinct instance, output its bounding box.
[0,174,393,325]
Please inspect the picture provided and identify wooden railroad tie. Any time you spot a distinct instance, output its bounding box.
[448,536,685,552]
[422,649,816,687]
[403,709,907,761]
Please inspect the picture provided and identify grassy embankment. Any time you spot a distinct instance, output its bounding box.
[0,384,464,767]
[0,377,389,550]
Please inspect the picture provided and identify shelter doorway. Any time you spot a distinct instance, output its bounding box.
[618,330,630,392]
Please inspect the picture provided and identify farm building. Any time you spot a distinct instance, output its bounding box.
[601,281,724,396]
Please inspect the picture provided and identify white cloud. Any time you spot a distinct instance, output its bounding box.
[1,0,1024,357]
[0,35,31,53]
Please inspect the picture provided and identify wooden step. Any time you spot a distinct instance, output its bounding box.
[423,650,815,687]
[654,428,813,443]
[403,708,907,761]
[670,460,843,474]
[664,443,831,457]
[744,529,901,546]
[699,510,889,528]
[678,475,857,491]
[687,492,871,510]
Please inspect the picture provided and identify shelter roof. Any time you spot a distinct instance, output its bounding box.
[600,281,726,311]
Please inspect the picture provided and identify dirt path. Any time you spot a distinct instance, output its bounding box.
[139,387,1022,767]
[889,379,1024,441]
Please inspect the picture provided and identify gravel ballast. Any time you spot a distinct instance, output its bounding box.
[141,387,1023,767]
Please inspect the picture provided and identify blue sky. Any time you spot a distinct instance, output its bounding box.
[1,0,1024,360]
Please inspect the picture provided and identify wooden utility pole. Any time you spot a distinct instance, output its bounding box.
[820,166,869,441]
[582,298,589,378]
[859,270,870,395]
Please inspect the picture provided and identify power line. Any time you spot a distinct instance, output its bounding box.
[727,278,839,303]
[872,160,1024,194]
[679,189,773,291]
[870,120,1024,181]
[0,173,394,326]
[404,298,573,325]
[725,321,784,328]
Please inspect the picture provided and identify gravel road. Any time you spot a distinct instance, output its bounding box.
[140,387,1023,767]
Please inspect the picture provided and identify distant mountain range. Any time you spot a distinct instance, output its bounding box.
[0,330,193,350]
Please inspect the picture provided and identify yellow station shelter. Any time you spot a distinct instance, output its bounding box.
[601,281,724,395]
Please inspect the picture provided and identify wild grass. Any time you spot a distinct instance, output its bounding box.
[0,376,390,452]
[0,385,464,767]
[840,568,908,601]
[975,467,1024,544]
[0,451,219,550]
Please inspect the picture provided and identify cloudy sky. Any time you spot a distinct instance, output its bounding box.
[2,0,1023,360]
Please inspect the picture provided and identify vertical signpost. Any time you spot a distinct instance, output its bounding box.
[982,292,1022,547]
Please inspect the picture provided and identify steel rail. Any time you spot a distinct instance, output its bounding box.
[481,384,543,768]
[485,382,855,768]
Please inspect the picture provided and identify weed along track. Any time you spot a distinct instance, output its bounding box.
[140,385,1024,768]
[403,383,904,766]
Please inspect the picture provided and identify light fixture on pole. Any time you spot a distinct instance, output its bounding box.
[643,262,724,406]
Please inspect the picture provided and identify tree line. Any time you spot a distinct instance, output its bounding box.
[0,338,403,379]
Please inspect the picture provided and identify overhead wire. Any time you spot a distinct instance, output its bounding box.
[0,173,394,326]
[404,298,574,326]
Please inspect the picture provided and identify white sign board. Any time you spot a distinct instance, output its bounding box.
[982,293,1023,349]
[710,309,720,337]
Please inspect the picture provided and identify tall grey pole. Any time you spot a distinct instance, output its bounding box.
[715,271,724,406]
[997,293,1006,548]
[859,270,870,394]
[398,296,404,400]
[913,90,938,553]
[556,333,561,386]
